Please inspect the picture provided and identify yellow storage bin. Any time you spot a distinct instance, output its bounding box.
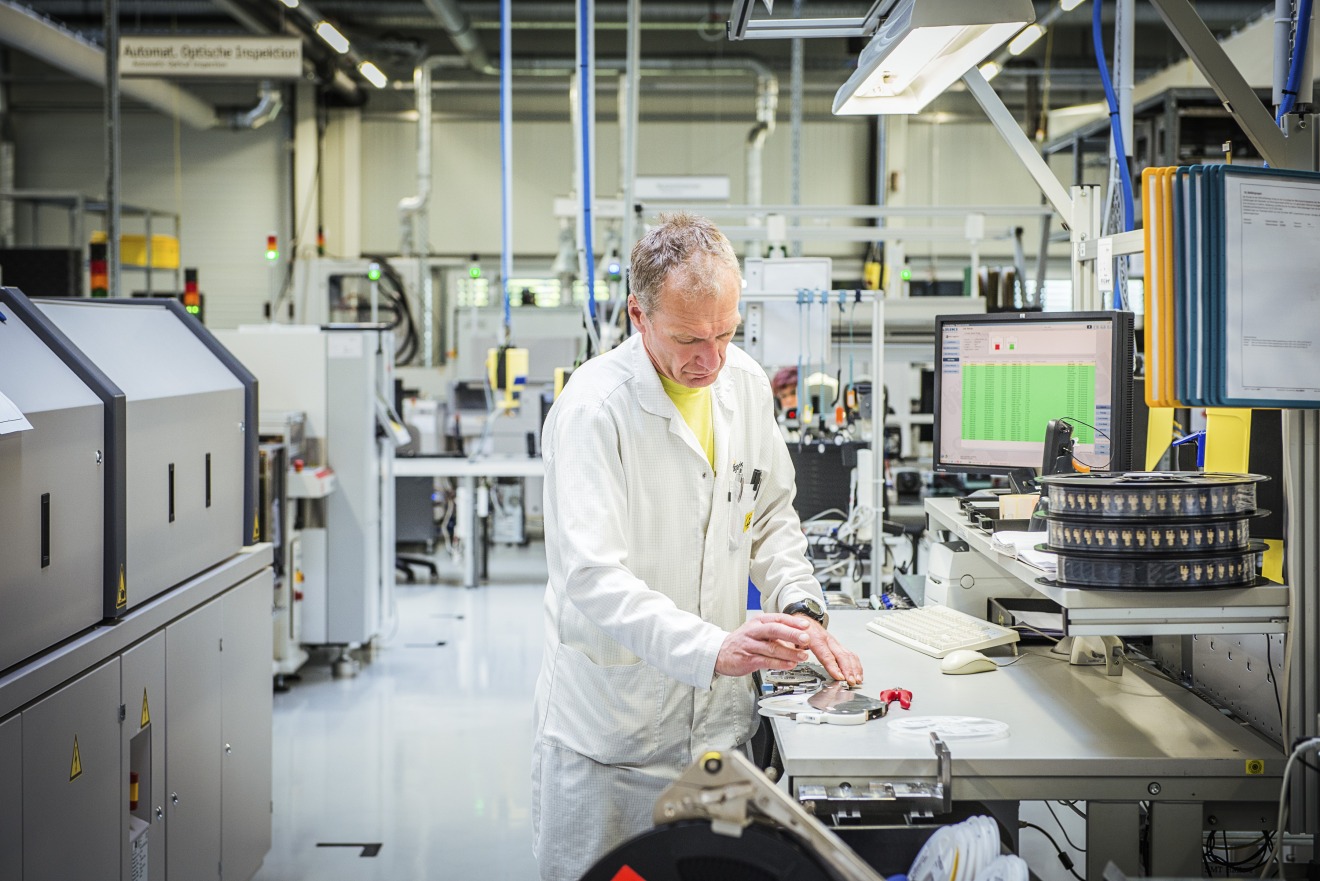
[91,231,180,269]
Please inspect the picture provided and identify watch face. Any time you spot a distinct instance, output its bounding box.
[803,598,823,617]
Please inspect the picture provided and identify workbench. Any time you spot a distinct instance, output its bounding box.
[769,610,1285,878]
[393,454,545,588]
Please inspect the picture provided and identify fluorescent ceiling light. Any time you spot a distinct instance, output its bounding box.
[279,0,298,7]
[978,61,1002,82]
[1060,0,1087,10]
[358,61,388,89]
[1007,23,1046,56]
[833,0,1035,116]
[315,21,350,54]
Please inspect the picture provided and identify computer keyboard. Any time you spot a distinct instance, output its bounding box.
[866,604,1020,659]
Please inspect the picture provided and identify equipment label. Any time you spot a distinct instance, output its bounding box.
[117,566,128,608]
[141,689,151,729]
[1246,759,1265,775]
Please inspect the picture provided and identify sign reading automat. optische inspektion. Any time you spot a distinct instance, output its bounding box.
[120,36,302,78]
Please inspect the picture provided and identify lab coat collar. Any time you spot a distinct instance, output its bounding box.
[627,332,736,419]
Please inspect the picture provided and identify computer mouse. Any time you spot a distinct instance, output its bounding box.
[939,649,998,675]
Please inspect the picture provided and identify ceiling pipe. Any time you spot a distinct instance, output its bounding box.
[0,0,219,129]
[227,80,283,129]
[422,0,496,74]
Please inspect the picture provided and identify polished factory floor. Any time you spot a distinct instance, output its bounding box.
[251,544,547,881]
[249,541,1083,881]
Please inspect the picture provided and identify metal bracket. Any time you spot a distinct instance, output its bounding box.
[1148,0,1312,170]
[795,732,955,820]
[654,750,885,881]
[727,0,894,40]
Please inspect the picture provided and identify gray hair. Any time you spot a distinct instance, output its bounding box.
[629,212,741,316]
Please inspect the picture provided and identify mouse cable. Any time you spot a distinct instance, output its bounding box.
[1020,820,1085,881]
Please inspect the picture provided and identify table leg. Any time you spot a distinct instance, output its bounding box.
[1086,802,1141,879]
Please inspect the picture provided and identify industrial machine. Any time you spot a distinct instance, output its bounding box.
[218,325,401,672]
[0,287,273,881]
[34,296,258,614]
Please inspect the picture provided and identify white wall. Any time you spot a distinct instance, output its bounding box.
[357,116,873,259]
[10,109,287,329]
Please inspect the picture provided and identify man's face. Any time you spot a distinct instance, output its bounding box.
[629,266,742,389]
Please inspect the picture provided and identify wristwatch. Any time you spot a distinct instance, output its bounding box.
[783,597,829,629]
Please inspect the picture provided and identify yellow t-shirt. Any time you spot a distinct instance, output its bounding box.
[659,374,714,467]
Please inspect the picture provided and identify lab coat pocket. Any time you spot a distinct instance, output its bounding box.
[542,643,663,766]
[727,491,757,550]
[703,674,758,750]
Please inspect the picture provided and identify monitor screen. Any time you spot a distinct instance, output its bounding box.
[933,311,1134,479]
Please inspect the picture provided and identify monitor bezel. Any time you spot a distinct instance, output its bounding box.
[931,310,1134,481]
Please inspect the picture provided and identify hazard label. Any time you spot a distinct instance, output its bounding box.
[1246,759,1265,775]
[141,689,151,729]
[116,566,128,608]
[70,736,83,781]
[252,511,260,543]
[610,868,647,881]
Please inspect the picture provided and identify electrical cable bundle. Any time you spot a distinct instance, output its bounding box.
[1036,472,1270,589]
[360,254,421,366]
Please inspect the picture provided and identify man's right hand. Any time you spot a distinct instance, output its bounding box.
[715,613,812,678]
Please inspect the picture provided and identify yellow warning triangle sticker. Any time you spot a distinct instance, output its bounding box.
[116,566,127,609]
[69,736,83,781]
[252,511,260,543]
[141,689,151,729]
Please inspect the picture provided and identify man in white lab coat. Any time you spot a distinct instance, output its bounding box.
[532,212,864,881]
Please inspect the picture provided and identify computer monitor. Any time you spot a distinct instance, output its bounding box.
[933,310,1135,489]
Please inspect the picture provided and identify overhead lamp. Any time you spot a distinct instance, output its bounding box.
[358,61,389,89]
[314,21,350,54]
[279,0,298,7]
[978,60,1003,82]
[1060,0,1088,10]
[832,0,1036,115]
[1007,23,1046,56]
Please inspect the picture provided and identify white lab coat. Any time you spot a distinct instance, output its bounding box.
[531,333,822,881]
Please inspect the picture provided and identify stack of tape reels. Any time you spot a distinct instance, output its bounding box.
[1036,472,1269,589]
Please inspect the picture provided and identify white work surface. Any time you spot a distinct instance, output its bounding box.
[393,455,545,479]
[924,496,1289,635]
[393,455,544,587]
[770,610,1284,876]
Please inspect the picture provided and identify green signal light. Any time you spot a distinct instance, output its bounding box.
[265,248,278,262]
[367,263,382,281]
[469,265,482,279]
[900,268,912,281]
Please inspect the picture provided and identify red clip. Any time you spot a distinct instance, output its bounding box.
[879,688,912,710]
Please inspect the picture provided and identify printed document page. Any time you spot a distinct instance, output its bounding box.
[1223,174,1320,403]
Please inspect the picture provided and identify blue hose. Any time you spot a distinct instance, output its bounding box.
[1093,0,1136,309]
[1277,0,1314,123]
[579,0,598,323]
[500,0,513,338]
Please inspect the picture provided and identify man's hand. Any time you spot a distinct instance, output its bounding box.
[800,619,864,686]
[715,614,812,678]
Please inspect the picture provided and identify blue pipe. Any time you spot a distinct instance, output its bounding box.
[500,0,513,338]
[1093,0,1136,309]
[579,0,598,322]
[1277,0,1314,123]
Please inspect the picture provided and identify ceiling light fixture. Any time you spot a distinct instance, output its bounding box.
[314,21,350,54]
[358,61,389,89]
[279,0,299,8]
[1007,23,1046,56]
[832,0,1035,115]
[978,61,1003,82]
[1060,0,1088,10]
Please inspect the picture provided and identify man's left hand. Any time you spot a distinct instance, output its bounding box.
[798,619,863,686]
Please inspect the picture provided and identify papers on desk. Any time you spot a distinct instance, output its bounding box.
[1142,163,1320,409]
[989,530,1057,576]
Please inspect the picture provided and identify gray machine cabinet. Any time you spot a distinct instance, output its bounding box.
[0,713,20,881]
[36,299,249,615]
[221,573,275,881]
[121,632,166,881]
[165,598,224,881]
[0,288,112,671]
[22,658,122,881]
